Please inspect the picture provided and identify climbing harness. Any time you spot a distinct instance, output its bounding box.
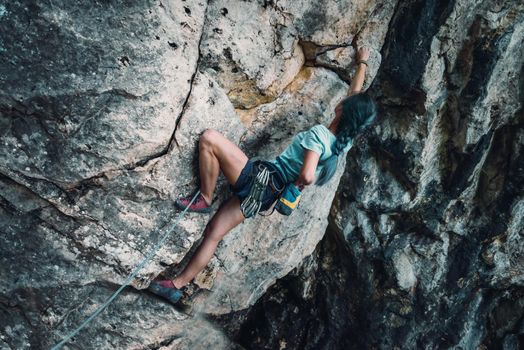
[50,191,201,350]
[240,163,271,218]
[239,161,286,218]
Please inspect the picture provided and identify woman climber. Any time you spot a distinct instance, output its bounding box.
[148,46,378,304]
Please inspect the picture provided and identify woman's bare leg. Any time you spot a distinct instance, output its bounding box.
[198,129,249,204]
[173,196,245,288]
[166,129,248,289]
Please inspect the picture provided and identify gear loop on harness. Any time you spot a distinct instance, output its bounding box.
[240,159,285,218]
[239,160,286,218]
[240,163,270,218]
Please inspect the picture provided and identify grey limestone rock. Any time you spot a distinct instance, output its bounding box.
[218,0,524,349]
[1,0,523,349]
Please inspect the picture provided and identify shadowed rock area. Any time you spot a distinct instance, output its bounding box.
[0,0,523,349]
[213,0,524,349]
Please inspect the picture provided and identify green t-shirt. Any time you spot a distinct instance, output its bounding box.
[269,124,353,184]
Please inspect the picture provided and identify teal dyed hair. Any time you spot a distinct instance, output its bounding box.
[315,92,377,186]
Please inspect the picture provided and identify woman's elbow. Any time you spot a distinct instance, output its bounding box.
[300,173,315,186]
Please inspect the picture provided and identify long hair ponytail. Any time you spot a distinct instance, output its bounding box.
[315,92,377,186]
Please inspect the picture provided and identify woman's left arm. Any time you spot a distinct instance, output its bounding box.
[294,150,320,190]
[348,47,369,96]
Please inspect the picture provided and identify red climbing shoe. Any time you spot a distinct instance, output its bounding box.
[175,192,212,213]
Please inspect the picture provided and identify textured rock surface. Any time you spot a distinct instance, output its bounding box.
[214,0,524,349]
[1,0,523,349]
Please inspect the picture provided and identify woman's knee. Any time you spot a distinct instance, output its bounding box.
[200,128,221,148]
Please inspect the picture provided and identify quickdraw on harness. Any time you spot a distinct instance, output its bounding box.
[240,163,272,218]
[240,161,301,218]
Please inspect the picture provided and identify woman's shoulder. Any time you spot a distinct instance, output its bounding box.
[308,124,335,140]
[298,124,336,155]
[296,124,335,146]
[309,124,325,131]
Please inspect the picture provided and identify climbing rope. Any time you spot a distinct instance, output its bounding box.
[50,190,202,350]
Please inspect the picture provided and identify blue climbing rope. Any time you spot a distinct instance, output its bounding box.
[50,190,202,350]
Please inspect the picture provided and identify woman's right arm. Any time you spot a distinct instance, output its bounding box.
[294,149,320,191]
[348,47,370,96]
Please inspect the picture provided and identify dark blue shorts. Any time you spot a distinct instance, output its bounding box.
[230,159,286,215]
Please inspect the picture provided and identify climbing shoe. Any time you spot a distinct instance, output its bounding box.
[148,280,184,304]
[175,193,212,213]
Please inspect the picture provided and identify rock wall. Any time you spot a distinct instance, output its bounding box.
[0,0,522,349]
[214,0,524,349]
